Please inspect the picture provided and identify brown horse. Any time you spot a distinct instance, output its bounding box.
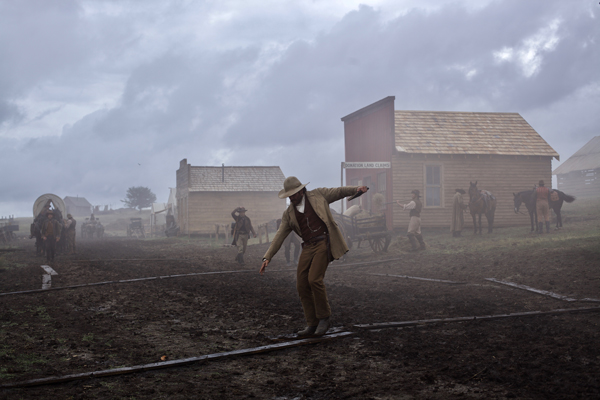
[468,181,497,234]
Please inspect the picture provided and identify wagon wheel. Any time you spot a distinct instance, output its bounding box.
[369,235,391,253]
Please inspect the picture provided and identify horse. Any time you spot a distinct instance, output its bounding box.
[513,189,576,232]
[468,181,497,234]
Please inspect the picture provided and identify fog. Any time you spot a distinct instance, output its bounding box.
[1,0,598,217]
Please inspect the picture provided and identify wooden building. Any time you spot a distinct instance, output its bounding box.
[553,136,600,198]
[63,196,92,216]
[341,96,560,230]
[176,159,286,235]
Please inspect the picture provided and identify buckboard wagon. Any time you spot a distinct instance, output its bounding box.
[127,218,146,238]
[333,212,391,252]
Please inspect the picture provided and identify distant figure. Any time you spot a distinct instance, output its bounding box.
[64,214,77,254]
[397,190,426,252]
[277,219,301,267]
[90,213,96,222]
[41,210,61,262]
[451,189,467,237]
[231,207,256,265]
[534,179,550,233]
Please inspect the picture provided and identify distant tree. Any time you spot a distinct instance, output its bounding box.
[121,186,157,211]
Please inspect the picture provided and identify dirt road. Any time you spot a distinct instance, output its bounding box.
[1,223,599,399]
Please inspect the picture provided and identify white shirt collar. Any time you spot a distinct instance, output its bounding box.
[295,195,305,213]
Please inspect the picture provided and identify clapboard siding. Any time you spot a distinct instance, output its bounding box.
[184,192,285,234]
[557,169,600,198]
[392,154,553,229]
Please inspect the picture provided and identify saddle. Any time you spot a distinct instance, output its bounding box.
[478,190,495,209]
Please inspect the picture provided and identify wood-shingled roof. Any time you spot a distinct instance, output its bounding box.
[553,136,600,175]
[189,166,285,192]
[63,196,92,207]
[394,111,559,159]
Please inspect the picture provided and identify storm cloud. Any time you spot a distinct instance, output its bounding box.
[1,0,598,216]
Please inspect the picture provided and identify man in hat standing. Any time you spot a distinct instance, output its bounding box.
[260,176,368,336]
[451,189,467,237]
[534,179,551,233]
[231,207,256,265]
[41,210,62,262]
[397,190,426,251]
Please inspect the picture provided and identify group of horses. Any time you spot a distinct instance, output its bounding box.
[465,181,575,235]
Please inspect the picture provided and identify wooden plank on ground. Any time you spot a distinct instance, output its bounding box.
[0,332,355,388]
[353,307,600,330]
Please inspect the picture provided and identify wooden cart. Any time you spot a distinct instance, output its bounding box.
[333,212,391,252]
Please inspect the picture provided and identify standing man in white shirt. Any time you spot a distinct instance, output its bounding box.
[397,190,426,252]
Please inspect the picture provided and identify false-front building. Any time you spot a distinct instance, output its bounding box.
[176,159,286,235]
[342,96,560,230]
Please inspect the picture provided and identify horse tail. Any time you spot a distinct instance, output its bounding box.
[558,191,576,203]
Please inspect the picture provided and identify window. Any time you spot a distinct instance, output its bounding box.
[348,179,360,207]
[377,172,387,199]
[425,165,441,207]
[363,176,372,212]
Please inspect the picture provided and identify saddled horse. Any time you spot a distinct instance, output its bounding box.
[468,181,497,234]
[513,189,576,232]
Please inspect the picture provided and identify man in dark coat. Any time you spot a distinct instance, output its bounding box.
[41,210,62,262]
[231,207,256,265]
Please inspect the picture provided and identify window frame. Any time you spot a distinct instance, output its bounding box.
[423,164,443,208]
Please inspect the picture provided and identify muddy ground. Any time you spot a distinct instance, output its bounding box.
[1,221,599,399]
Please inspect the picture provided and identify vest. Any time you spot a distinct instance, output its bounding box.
[294,196,328,241]
[236,217,250,234]
[536,186,549,201]
[410,198,423,218]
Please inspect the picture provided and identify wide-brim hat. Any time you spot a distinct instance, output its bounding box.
[47,210,54,215]
[67,214,72,218]
[538,180,545,186]
[456,189,466,194]
[411,190,421,197]
[238,207,247,212]
[278,176,309,199]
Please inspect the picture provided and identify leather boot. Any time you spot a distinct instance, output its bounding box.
[239,254,245,265]
[314,317,331,336]
[297,326,317,336]
[407,233,419,252]
[546,221,550,233]
[416,234,426,250]
[537,222,544,234]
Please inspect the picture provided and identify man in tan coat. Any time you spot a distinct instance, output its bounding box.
[260,176,367,336]
[451,189,467,237]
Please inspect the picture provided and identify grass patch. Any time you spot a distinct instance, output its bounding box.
[82,333,95,342]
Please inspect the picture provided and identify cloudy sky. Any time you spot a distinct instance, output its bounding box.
[1,0,598,217]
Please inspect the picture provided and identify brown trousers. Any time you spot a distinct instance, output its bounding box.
[296,239,331,326]
[536,201,550,222]
[66,230,76,254]
[236,233,249,254]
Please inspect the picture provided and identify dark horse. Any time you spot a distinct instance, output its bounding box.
[513,189,576,232]
[468,181,497,234]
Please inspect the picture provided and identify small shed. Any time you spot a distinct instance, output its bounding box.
[63,196,92,216]
[342,96,559,230]
[176,159,286,235]
[553,136,600,198]
[150,202,167,236]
